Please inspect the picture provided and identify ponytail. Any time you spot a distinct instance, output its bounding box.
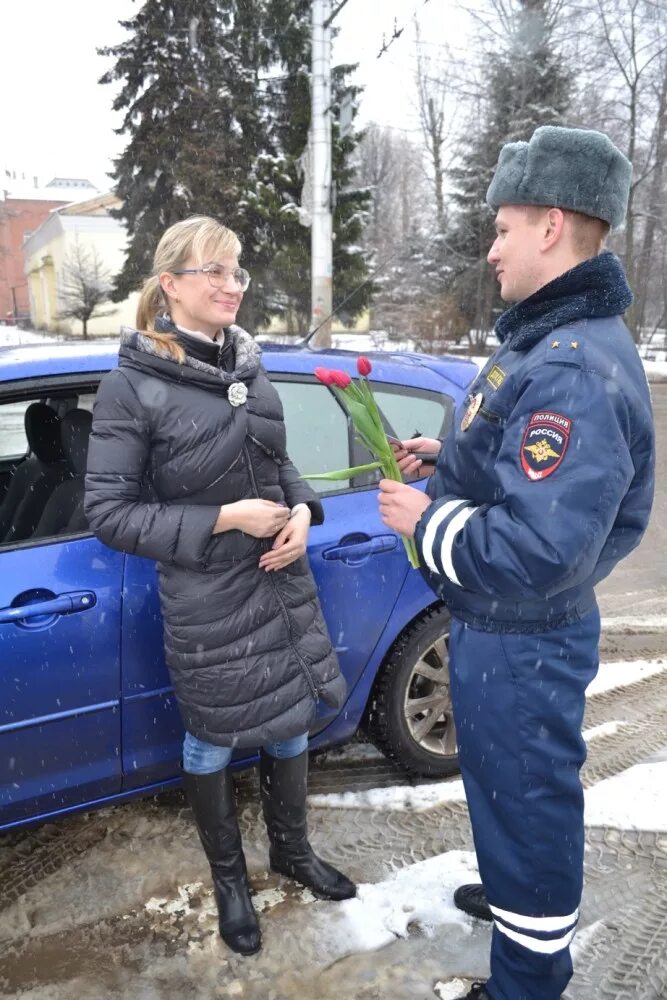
[135,274,185,363]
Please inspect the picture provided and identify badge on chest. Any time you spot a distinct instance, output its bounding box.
[461,392,484,431]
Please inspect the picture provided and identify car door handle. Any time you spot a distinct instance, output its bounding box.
[0,591,97,624]
[322,534,399,561]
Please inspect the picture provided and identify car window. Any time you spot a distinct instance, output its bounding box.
[74,393,97,413]
[334,382,456,489]
[0,400,32,458]
[0,385,97,550]
[373,385,453,441]
[273,379,351,494]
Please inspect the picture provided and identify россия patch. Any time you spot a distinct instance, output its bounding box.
[520,411,572,481]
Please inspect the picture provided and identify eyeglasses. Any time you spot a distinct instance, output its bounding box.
[171,263,251,291]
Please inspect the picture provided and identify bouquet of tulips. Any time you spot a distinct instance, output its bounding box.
[304,357,420,569]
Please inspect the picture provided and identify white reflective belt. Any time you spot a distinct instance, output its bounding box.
[422,499,467,575]
[440,505,477,586]
[494,921,577,955]
[489,904,579,933]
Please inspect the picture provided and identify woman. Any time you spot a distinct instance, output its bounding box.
[84,216,355,958]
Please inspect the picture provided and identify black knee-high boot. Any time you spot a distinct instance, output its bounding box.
[181,767,261,955]
[260,750,357,901]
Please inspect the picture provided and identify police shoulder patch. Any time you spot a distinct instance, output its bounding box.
[520,411,572,481]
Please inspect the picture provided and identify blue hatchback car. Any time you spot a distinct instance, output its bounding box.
[0,340,476,831]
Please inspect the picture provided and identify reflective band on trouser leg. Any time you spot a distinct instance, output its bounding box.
[492,912,578,954]
[447,608,600,1000]
[489,903,579,933]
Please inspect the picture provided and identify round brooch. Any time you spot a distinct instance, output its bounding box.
[227,382,248,407]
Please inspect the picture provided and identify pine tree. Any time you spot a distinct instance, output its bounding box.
[99,1,234,300]
[99,0,370,333]
[447,0,571,343]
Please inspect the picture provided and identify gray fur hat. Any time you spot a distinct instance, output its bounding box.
[486,125,632,229]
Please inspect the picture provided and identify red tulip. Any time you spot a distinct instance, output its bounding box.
[314,367,334,385]
[330,369,352,389]
[357,356,372,376]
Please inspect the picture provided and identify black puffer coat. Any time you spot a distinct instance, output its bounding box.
[84,326,346,748]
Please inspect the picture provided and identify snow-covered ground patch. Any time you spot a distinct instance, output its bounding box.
[601,614,667,632]
[0,324,54,346]
[584,761,667,831]
[583,720,625,742]
[570,919,607,959]
[309,778,466,812]
[643,359,667,377]
[331,851,478,952]
[314,741,385,765]
[586,659,667,697]
[434,978,472,999]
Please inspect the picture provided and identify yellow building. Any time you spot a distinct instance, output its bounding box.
[23,193,138,337]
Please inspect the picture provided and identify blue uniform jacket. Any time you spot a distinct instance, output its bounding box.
[414,253,655,632]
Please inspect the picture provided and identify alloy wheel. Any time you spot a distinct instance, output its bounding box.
[403,634,457,757]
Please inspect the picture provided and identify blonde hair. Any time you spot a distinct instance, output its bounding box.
[136,216,242,362]
[523,205,610,260]
[563,210,610,259]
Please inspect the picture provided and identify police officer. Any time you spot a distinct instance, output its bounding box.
[377,125,655,1000]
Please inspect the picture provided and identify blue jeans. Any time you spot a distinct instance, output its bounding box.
[182,731,309,775]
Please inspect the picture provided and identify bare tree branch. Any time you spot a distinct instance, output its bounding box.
[58,240,116,340]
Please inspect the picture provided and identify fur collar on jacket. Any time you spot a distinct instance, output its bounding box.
[119,317,262,386]
[495,250,633,352]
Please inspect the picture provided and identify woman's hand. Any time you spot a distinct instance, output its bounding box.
[213,499,290,537]
[390,436,441,481]
[258,508,310,572]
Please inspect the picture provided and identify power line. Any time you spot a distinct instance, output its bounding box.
[302,225,471,346]
[324,0,353,29]
[377,0,432,60]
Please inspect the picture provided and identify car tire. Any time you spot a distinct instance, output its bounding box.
[366,604,458,779]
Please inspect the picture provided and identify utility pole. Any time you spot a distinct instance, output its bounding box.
[310,0,333,347]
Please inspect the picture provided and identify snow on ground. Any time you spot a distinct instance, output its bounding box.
[309,778,466,812]
[143,851,480,963]
[310,661,665,814]
[585,658,667,697]
[0,325,55,346]
[644,359,667,377]
[321,851,479,953]
[584,761,667,830]
[570,920,607,960]
[314,741,385,765]
[582,720,625,742]
[601,613,667,631]
[434,979,472,999]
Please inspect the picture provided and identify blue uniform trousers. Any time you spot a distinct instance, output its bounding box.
[449,606,600,1000]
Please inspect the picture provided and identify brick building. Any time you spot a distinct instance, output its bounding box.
[0,178,97,324]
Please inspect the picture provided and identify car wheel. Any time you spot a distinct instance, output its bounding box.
[366,604,458,778]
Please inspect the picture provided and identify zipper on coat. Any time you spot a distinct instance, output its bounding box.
[242,444,320,700]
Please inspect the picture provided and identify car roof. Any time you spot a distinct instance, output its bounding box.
[0,339,478,392]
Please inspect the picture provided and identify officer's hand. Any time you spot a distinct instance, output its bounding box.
[378,479,431,537]
[389,436,441,481]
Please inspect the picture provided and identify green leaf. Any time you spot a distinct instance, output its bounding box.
[302,461,383,481]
